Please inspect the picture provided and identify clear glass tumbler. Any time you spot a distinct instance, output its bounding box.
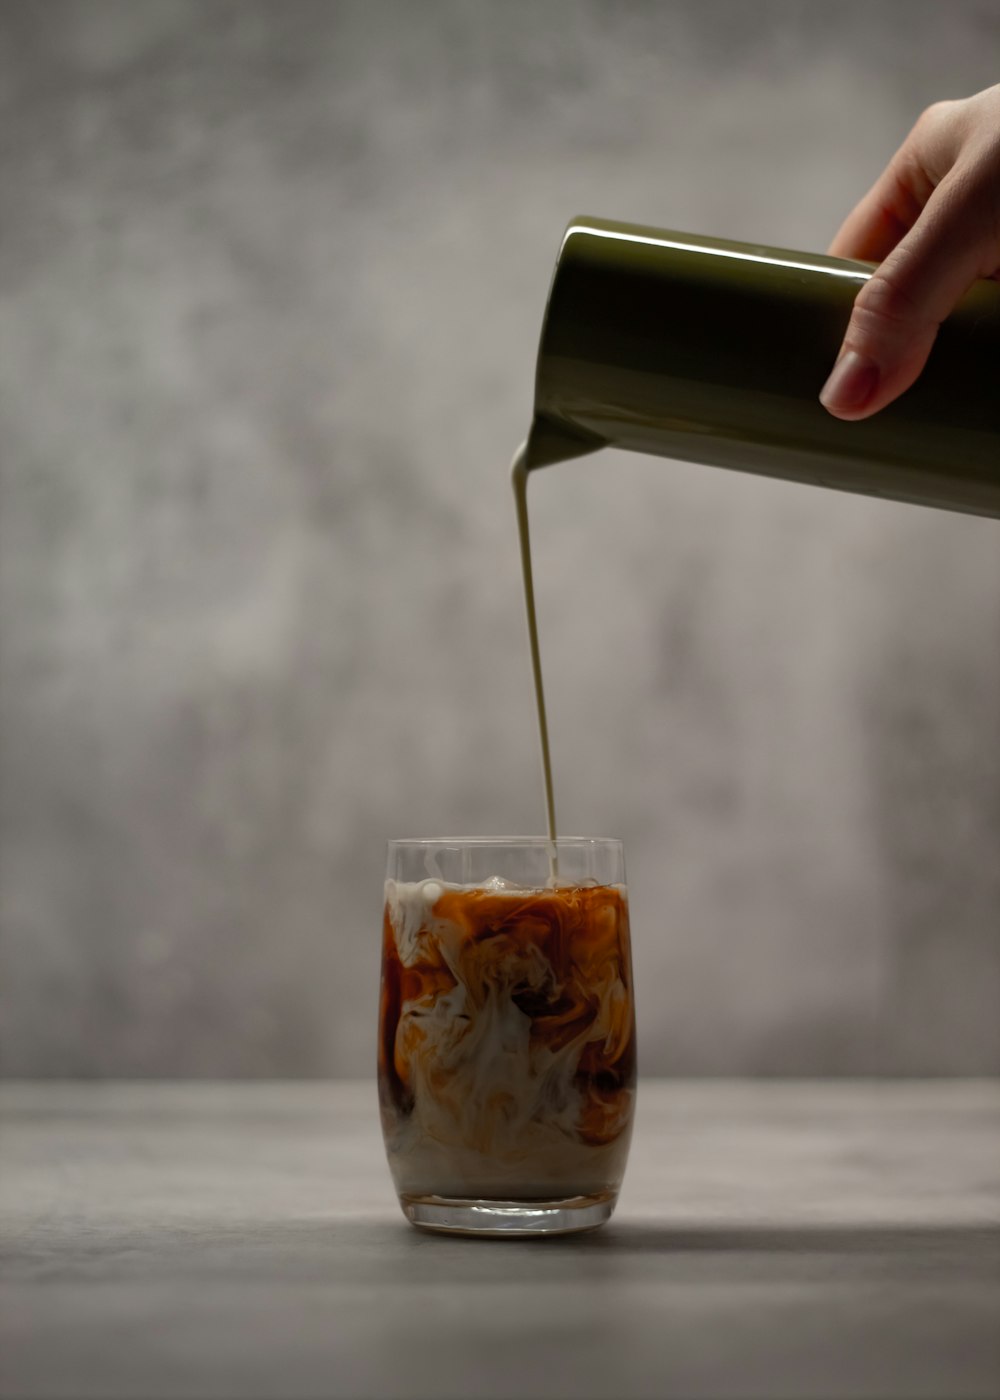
[378,837,637,1236]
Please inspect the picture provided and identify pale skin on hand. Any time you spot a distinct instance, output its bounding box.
[819,83,1000,421]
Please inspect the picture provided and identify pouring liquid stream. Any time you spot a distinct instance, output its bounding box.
[511,441,559,880]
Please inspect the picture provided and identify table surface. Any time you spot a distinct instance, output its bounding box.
[2,1081,999,1400]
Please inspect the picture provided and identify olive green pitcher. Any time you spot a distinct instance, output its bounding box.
[524,217,1000,519]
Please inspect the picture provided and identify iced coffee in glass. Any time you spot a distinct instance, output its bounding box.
[378,838,636,1236]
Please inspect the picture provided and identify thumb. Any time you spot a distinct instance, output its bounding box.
[819,176,985,421]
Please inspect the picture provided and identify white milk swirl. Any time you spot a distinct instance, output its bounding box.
[378,878,636,1200]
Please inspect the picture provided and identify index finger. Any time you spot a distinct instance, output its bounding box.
[827,100,964,263]
[828,152,935,263]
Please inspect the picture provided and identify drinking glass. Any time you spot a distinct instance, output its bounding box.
[378,837,637,1236]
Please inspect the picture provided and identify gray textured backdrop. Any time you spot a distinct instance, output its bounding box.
[1,0,998,1077]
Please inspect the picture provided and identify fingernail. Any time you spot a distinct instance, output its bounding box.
[819,351,880,415]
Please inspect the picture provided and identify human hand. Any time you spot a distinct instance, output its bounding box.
[820,84,1000,420]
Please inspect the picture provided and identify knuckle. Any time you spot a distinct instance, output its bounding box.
[852,270,923,331]
[901,102,963,190]
[913,102,943,139]
[890,145,935,211]
[916,97,960,133]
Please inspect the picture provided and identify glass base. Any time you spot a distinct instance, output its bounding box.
[400,1190,616,1237]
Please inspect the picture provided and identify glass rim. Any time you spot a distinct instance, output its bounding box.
[386,836,623,848]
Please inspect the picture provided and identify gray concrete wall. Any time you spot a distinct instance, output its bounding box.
[1,0,998,1077]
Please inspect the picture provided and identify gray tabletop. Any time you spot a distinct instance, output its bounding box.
[2,1081,999,1400]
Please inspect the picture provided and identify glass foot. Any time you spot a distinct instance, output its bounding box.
[399,1191,616,1237]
